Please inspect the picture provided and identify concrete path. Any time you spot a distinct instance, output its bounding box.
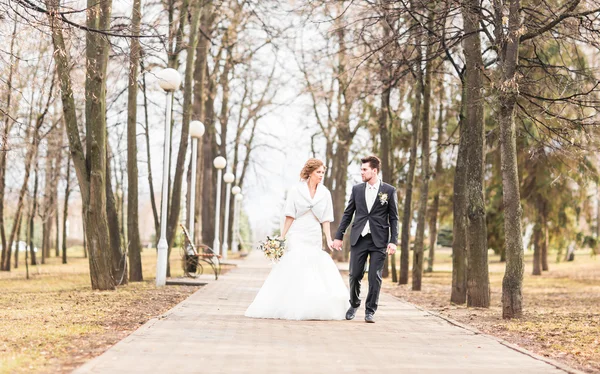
[74,251,575,374]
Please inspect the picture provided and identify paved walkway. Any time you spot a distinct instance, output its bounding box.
[74,251,576,374]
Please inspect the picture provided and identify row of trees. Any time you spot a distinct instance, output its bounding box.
[0,0,279,287]
[2,0,600,320]
[296,0,600,319]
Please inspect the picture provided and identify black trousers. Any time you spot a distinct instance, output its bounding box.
[348,233,386,314]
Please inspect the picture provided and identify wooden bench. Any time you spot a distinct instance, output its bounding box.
[179,224,221,280]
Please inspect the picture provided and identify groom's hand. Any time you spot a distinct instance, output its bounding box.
[332,239,343,251]
[386,243,397,255]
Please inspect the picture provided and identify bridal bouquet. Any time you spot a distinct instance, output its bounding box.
[258,236,286,263]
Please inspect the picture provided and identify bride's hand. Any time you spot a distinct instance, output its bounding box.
[326,238,334,251]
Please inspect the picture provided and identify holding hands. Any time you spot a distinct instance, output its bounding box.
[331,239,396,255]
[386,243,397,255]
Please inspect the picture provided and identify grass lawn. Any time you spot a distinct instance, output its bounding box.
[0,246,235,373]
[383,248,600,373]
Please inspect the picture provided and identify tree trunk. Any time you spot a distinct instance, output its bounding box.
[541,201,549,271]
[497,0,525,318]
[140,58,160,238]
[0,17,19,269]
[43,180,50,261]
[412,8,435,291]
[84,0,116,290]
[29,165,40,267]
[41,139,57,262]
[191,3,215,243]
[55,189,60,257]
[597,182,600,239]
[62,155,71,264]
[499,91,525,314]
[82,204,88,259]
[331,132,350,262]
[451,82,468,305]
[427,91,444,273]
[218,41,235,254]
[399,84,421,284]
[166,0,202,263]
[126,0,143,281]
[3,124,37,271]
[379,21,392,278]
[532,217,542,275]
[46,0,115,289]
[330,13,353,263]
[201,69,217,248]
[462,0,490,308]
[106,156,126,285]
[13,215,23,269]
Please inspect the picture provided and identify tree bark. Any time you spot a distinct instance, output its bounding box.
[451,81,468,305]
[532,217,542,275]
[497,0,525,318]
[399,84,421,284]
[541,201,549,271]
[29,165,40,267]
[166,0,202,264]
[13,215,23,269]
[191,3,215,243]
[46,0,115,289]
[140,58,160,238]
[126,0,143,281]
[427,88,444,273]
[462,0,490,308]
[3,123,38,271]
[330,11,354,263]
[379,20,392,278]
[0,17,19,268]
[106,155,126,285]
[62,154,71,264]
[412,7,435,291]
[201,66,218,248]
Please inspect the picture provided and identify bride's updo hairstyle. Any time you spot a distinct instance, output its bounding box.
[300,158,325,181]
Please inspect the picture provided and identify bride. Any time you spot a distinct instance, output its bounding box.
[245,158,349,320]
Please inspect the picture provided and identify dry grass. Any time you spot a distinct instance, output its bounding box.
[0,246,233,374]
[383,248,600,373]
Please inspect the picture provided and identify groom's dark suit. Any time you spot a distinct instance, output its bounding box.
[335,181,398,315]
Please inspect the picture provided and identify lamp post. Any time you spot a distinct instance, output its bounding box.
[221,172,235,260]
[188,120,205,244]
[231,186,241,253]
[212,156,227,257]
[155,68,181,287]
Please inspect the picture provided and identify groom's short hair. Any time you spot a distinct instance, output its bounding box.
[361,155,381,171]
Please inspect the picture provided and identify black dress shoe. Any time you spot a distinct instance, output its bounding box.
[345,307,358,320]
[365,313,375,323]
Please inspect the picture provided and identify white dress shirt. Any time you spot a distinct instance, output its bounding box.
[361,179,381,236]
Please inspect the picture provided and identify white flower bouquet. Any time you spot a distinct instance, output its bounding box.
[258,236,286,263]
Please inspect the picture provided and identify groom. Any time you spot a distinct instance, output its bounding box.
[332,155,398,323]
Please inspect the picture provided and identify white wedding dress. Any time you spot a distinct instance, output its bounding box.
[245,183,349,320]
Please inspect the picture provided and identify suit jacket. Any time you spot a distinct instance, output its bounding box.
[335,181,399,248]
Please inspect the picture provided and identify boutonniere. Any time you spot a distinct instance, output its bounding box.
[378,192,389,205]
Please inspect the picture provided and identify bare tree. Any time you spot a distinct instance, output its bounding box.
[45,0,115,289]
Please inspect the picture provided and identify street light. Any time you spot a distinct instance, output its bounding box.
[156,68,181,287]
[231,186,241,253]
[188,120,205,245]
[213,156,227,257]
[221,172,235,260]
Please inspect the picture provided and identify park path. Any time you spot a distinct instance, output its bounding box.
[74,251,577,374]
